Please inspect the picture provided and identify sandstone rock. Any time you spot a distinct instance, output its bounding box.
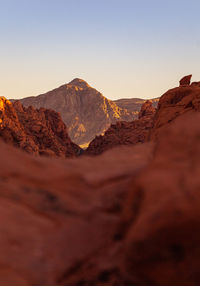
[138,99,156,119]
[150,82,200,140]
[121,113,200,286]
[86,101,156,155]
[0,139,153,286]
[65,113,200,286]
[0,97,81,157]
[179,74,192,86]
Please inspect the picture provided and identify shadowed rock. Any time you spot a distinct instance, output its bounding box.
[179,74,192,86]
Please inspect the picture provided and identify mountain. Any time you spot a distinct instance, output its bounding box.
[18,79,136,147]
[0,96,81,157]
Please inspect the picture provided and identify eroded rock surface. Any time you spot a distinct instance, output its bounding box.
[1,111,200,285]
[0,97,80,157]
[121,113,200,286]
[86,100,156,155]
[0,140,153,286]
[150,77,200,140]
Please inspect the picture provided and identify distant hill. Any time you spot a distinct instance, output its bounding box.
[18,79,137,147]
[114,97,159,113]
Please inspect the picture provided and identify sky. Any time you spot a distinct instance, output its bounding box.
[0,0,200,100]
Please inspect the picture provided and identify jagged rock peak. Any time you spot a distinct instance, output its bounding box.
[179,74,192,86]
[68,78,91,89]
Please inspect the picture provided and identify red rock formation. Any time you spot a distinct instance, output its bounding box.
[121,112,200,286]
[0,97,80,157]
[0,139,153,286]
[179,74,192,86]
[1,77,200,285]
[0,110,200,285]
[86,100,156,155]
[138,99,156,119]
[150,77,200,140]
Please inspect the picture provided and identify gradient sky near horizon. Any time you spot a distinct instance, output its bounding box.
[0,0,200,100]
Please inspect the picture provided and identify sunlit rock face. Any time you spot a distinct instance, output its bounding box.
[0,97,80,157]
[85,100,156,155]
[18,79,136,147]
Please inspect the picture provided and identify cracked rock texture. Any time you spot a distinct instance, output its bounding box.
[0,97,81,157]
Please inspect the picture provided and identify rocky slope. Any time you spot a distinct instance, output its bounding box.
[0,97,80,157]
[18,79,136,147]
[1,86,200,285]
[86,100,156,155]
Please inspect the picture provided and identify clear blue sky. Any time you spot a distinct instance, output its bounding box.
[0,0,200,100]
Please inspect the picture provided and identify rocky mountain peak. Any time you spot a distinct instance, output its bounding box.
[68,78,91,89]
[19,81,135,146]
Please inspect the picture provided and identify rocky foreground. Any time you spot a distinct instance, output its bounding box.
[0,76,200,285]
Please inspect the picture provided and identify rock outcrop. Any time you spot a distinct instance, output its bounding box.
[1,106,200,285]
[138,99,156,119]
[0,97,80,157]
[86,100,156,155]
[179,74,192,86]
[150,75,200,139]
[18,79,136,147]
